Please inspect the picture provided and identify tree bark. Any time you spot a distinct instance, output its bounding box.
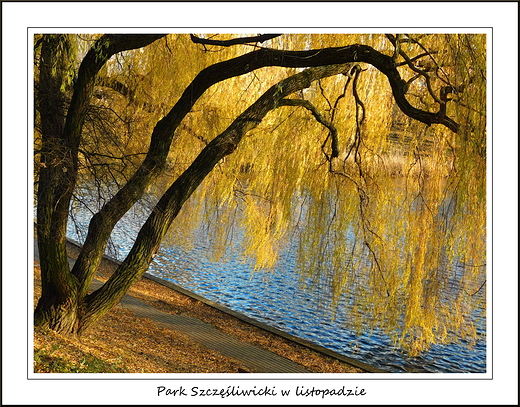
[35,35,80,331]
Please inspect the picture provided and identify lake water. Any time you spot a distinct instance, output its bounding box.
[66,195,486,373]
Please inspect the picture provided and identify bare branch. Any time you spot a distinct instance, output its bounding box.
[395,51,438,67]
[190,34,282,47]
[386,34,443,105]
[277,98,340,157]
[78,149,146,161]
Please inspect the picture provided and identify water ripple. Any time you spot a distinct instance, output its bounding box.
[67,203,486,373]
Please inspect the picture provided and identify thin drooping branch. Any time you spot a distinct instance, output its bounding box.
[277,98,340,158]
[78,149,146,162]
[97,77,134,100]
[350,64,366,171]
[395,51,438,67]
[190,33,282,47]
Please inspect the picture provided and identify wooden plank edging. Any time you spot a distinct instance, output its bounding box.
[64,237,388,373]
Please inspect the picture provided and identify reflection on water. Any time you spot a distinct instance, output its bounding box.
[67,191,486,373]
[150,231,486,373]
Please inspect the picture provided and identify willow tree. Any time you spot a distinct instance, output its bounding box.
[34,33,486,354]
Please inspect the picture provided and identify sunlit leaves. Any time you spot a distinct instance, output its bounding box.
[160,34,486,354]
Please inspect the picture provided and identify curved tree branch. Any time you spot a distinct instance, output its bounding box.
[386,34,443,104]
[277,98,340,158]
[190,33,282,47]
[158,44,459,136]
[395,51,438,67]
[65,35,167,152]
[82,63,354,325]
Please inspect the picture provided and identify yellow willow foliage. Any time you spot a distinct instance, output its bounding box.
[172,38,484,356]
[57,33,486,353]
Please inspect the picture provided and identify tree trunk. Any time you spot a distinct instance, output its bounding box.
[34,292,79,334]
[35,35,166,335]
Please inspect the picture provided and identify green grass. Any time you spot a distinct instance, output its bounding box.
[34,345,126,373]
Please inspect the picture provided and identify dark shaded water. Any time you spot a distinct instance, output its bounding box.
[66,197,486,373]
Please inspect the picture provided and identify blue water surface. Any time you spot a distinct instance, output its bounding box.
[67,198,486,373]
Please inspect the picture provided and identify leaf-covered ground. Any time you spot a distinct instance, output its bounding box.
[33,245,365,373]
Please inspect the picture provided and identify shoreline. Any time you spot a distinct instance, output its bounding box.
[34,238,375,373]
[65,237,386,373]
